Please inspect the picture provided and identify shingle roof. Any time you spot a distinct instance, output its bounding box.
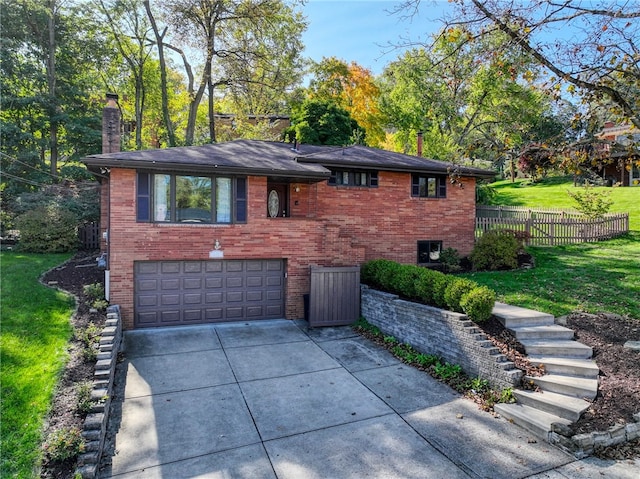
[296,144,496,178]
[83,140,331,180]
[83,139,495,180]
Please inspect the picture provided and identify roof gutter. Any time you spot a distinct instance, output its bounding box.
[82,158,331,181]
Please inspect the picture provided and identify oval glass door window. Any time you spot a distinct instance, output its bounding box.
[268,189,280,217]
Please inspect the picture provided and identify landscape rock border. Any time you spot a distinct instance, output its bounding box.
[76,305,122,479]
[550,414,640,459]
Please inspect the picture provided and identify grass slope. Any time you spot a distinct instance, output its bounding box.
[467,177,640,320]
[1,252,74,478]
[488,177,639,231]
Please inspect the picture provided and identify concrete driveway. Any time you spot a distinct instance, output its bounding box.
[99,320,637,478]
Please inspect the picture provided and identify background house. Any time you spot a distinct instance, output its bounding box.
[595,122,640,186]
[84,100,494,330]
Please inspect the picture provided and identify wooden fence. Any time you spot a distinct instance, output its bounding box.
[78,222,100,250]
[308,266,360,327]
[476,206,629,246]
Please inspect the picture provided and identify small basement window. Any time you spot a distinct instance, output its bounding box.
[417,240,442,264]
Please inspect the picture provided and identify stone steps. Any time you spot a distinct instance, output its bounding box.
[491,302,599,442]
[529,356,599,379]
[519,339,593,359]
[525,374,598,400]
[492,302,555,328]
[512,389,591,422]
[510,325,575,341]
[493,402,573,439]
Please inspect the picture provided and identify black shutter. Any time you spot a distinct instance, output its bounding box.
[137,172,150,221]
[370,172,378,187]
[235,177,247,223]
[411,174,420,196]
[438,177,447,197]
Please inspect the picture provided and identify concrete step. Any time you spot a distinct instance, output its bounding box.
[520,339,593,359]
[494,402,572,439]
[513,389,591,422]
[509,325,575,341]
[526,374,598,400]
[529,356,600,379]
[492,302,555,328]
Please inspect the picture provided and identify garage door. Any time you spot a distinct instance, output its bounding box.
[134,259,285,328]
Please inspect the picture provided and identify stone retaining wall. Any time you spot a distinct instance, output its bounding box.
[76,305,122,479]
[361,285,522,390]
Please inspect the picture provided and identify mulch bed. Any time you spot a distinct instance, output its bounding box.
[40,253,107,479]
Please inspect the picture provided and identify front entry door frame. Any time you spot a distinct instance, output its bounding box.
[267,181,288,217]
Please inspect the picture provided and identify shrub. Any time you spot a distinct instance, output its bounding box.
[439,247,461,273]
[76,381,94,414]
[10,181,100,225]
[15,206,78,253]
[567,181,613,219]
[476,182,498,205]
[360,259,496,323]
[460,286,496,322]
[42,427,85,462]
[470,230,519,271]
[83,282,105,301]
[394,264,424,299]
[444,278,476,313]
[415,268,443,305]
[92,299,109,311]
[360,259,398,290]
[430,273,450,309]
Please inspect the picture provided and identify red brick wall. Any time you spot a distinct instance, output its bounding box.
[311,171,477,261]
[106,168,477,328]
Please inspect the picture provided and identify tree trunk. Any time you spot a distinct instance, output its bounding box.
[143,1,176,146]
[47,1,58,176]
[135,65,144,150]
[208,77,216,143]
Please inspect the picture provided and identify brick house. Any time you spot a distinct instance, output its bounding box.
[594,122,640,186]
[84,104,494,330]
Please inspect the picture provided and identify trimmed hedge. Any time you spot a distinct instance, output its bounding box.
[360,259,496,323]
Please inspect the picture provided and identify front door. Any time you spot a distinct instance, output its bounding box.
[267,182,288,217]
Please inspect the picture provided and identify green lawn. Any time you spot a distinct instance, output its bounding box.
[463,233,640,319]
[466,176,640,320]
[488,176,640,231]
[0,252,74,478]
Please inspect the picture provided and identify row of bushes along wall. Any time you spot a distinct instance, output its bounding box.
[360,259,495,323]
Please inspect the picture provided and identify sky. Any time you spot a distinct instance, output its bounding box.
[300,0,452,75]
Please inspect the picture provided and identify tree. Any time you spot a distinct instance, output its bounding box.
[287,99,363,146]
[98,0,155,150]
[220,4,307,117]
[151,0,306,145]
[378,28,563,166]
[143,0,176,146]
[399,0,640,129]
[308,58,385,147]
[1,0,108,195]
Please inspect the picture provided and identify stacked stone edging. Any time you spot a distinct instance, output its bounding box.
[76,305,122,479]
[361,285,522,390]
[549,412,640,458]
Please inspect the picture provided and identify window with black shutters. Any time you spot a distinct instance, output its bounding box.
[136,172,247,224]
[411,174,446,198]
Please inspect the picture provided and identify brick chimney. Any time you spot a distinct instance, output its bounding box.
[102,93,121,154]
[417,131,423,157]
